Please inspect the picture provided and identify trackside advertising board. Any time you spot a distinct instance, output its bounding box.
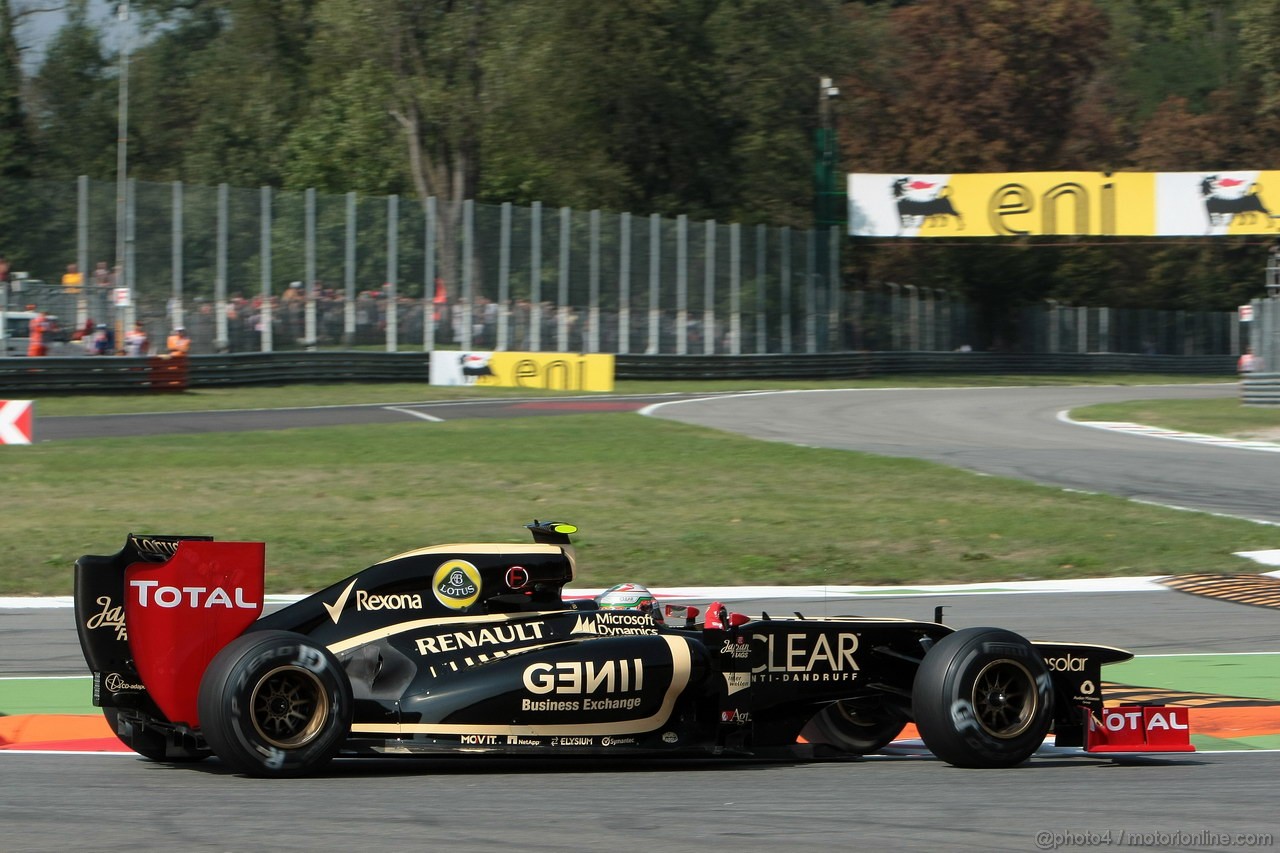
[430,351,615,391]
[849,171,1280,237]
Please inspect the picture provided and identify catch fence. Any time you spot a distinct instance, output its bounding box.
[0,176,1243,359]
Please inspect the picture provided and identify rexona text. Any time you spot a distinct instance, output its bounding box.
[357,590,422,612]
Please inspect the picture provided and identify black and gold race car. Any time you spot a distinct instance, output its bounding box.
[74,521,1190,777]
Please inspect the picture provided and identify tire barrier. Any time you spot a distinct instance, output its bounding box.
[614,352,1234,380]
[1241,372,1280,406]
[0,355,192,393]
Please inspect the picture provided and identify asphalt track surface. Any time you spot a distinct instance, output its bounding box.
[645,382,1280,524]
[3,592,1277,853]
[5,383,1279,852]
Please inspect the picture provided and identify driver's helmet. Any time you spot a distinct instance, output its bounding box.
[596,583,662,622]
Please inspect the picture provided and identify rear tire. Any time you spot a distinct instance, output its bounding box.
[197,631,352,778]
[801,699,907,755]
[912,627,1052,768]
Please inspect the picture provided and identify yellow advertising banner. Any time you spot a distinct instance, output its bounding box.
[429,351,615,391]
[848,171,1280,237]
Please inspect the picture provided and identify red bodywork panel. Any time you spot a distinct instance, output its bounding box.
[124,541,265,728]
[1083,705,1195,754]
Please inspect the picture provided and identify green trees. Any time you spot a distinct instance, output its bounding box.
[0,0,33,183]
[2,0,1280,333]
[0,0,36,271]
[26,0,115,180]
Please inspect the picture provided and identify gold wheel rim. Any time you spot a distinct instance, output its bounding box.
[970,659,1037,739]
[249,665,330,749]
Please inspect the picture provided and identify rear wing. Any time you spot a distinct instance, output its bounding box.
[75,535,265,728]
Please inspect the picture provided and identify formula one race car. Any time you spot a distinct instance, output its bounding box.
[74,522,1193,777]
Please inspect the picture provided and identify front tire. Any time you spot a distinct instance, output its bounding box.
[912,627,1052,768]
[197,631,352,777]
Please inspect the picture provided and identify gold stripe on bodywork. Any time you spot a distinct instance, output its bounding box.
[375,543,564,564]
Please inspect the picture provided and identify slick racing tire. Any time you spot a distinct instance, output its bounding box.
[912,627,1053,768]
[197,630,353,778]
[104,707,211,763]
[800,699,907,755]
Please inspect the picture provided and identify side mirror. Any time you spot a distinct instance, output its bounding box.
[665,604,700,629]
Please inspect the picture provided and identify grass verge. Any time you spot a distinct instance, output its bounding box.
[16,373,1234,417]
[1071,395,1280,439]
[2,411,1272,596]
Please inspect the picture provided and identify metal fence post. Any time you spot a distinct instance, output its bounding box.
[676,214,688,355]
[704,219,716,354]
[940,289,952,350]
[76,176,89,328]
[172,180,184,330]
[905,283,919,350]
[345,191,357,347]
[557,206,570,352]
[304,187,317,350]
[463,198,475,350]
[125,177,137,333]
[589,208,600,353]
[730,222,741,355]
[425,195,437,353]
[530,201,542,351]
[215,182,228,352]
[781,226,792,354]
[923,287,935,351]
[386,193,398,352]
[805,227,816,353]
[756,224,767,354]
[260,185,273,352]
[648,213,660,355]
[499,201,512,350]
[887,283,900,350]
[851,289,865,349]
[619,212,631,354]
[1266,299,1279,374]
[828,226,840,352]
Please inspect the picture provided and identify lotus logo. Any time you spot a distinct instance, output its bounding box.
[433,560,482,610]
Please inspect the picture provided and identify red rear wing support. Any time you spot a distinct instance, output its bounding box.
[124,540,265,728]
[1083,705,1195,754]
